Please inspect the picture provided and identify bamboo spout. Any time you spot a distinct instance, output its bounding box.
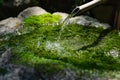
[77,0,107,12]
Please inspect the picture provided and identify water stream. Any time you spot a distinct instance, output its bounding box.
[57,7,80,41]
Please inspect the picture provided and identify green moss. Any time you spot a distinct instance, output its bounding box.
[19,13,61,34]
[9,24,109,69]
[1,14,120,78]
[11,52,73,71]
[9,22,120,70]
[24,13,61,27]
[99,30,120,49]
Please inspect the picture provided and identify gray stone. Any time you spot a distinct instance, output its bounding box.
[0,76,4,80]
[0,17,21,35]
[0,65,36,80]
[90,22,111,29]
[18,6,48,21]
[0,49,11,67]
[53,12,69,23]
[69,16,92,26]
[69,15,111,29]
[0,49,36,80]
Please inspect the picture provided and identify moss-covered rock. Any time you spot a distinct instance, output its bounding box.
[1,13,120,79]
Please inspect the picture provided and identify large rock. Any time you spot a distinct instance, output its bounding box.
[18,6,48,21]
[0,64,36,80]
[69,15,111,29]
[1,65,36,80]
[0,17,21,35]
[0,49,36,80]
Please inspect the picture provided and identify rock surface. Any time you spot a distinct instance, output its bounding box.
[0,49,36,80]
[18,6,48,21]
[53,12,69,23]
[0,49,11,68]
[52,12,111,29]
[69,15,111,29]
[0,17,21,35]
[0,64,36,80]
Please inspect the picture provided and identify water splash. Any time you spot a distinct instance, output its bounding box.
[45,41,64,53]
[57,7,80,40]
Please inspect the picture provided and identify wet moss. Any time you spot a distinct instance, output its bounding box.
[9,23,120,70]
[19,13,61,34]
[1,14,120,78]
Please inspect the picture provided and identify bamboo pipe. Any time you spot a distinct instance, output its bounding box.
[76,0,107,13]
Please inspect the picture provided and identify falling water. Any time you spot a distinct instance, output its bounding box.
[43,7,81,54]
[57,7,80,41]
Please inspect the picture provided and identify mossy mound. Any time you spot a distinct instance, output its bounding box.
[1,13,120,79]
[19,13,61,34]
